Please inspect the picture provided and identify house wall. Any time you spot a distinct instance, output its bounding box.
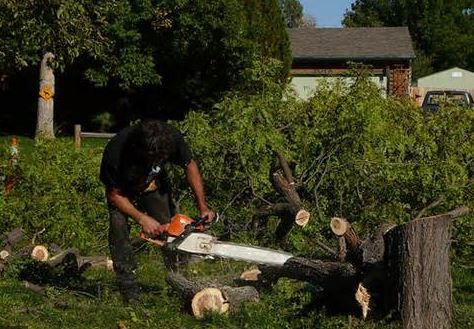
[417,67,474,90]
[290,75,387,100]
[289,62,411,100]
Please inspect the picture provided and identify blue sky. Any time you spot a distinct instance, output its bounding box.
[299,0,354,27]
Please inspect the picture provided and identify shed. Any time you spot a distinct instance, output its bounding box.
[417,67,474,90]
[288,27,416,100]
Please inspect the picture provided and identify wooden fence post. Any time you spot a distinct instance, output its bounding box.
[74,124,81,149]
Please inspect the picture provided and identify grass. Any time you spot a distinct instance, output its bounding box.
[1,248,472,329]
[0,135,108,156]
[0,251,400,329]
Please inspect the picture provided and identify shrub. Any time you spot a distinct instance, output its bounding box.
[0,139,108,252]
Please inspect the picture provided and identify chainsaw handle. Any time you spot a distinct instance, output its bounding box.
[139,231,166,248]
[197,212,219,226]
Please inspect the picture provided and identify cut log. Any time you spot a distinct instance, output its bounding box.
[330,217,362,264]
[31,245,49,262]
[258,257,358,287]
[78,256,113,271]
[0,250,10,260]
[240,268,262,282]
[355,283,371,319]
[192,288,229,318]
[166,272,259,318]
[384,207,470,329]
[295,209,310,227]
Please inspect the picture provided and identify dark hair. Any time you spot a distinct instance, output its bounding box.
[119,120,177,194]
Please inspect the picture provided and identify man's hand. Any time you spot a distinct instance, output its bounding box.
[200,208,216,223]
[139,214,169,236]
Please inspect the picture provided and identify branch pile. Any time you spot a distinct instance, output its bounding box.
[0,228,113,293]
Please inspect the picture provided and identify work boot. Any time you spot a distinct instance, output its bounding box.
[120,284,141,305]
[117,275,141,305]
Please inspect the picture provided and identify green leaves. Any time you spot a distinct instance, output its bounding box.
[177,71,473,256]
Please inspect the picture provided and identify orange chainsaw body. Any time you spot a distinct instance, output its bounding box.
[140,214,205,247]
[167,213,205,237]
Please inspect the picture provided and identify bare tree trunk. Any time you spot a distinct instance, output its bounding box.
[384,207,469,329]
[36,52,55,139]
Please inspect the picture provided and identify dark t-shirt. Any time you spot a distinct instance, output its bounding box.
[99,123,192,196]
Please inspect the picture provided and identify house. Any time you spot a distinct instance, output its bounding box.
[287,27,416,100]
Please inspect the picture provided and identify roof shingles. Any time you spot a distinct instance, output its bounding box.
[288,27,415,61]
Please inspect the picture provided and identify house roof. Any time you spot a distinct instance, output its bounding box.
[288,27,416,62]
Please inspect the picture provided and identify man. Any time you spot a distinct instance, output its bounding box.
[100,120,215,303]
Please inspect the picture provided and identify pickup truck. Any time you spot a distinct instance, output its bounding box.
[421,90,474,111]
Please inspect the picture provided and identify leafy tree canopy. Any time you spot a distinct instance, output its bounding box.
[0,0,291,118]
[0,0,160,88]
[343,0,474,77]
[279,0,304,27]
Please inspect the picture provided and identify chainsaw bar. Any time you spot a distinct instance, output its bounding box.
[174,233,293,266]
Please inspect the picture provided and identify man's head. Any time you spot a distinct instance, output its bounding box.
[126,120,176,164]
[119,120,177,194]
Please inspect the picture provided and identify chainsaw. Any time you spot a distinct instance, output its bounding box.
[140,213,293,266]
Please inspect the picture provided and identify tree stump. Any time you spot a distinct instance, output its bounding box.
[384,207,469,329]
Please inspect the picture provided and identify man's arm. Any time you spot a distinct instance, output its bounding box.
[184,160,215,220]
[107,188,168,235]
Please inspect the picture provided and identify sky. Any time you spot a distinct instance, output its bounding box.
[299,0,354,27]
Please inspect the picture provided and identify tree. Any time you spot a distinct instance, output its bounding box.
[279,0,304,27]
[0,0,292,128]
[140,0,291,117]
[0,0,160,136]
[343,0,474,77]
[240,0,291,81]
[0,0,160,87]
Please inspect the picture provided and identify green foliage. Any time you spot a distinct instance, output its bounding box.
[343,0,474,76]
[177,59,297,228]
[92,112,116,132]
[0,0,291,117]
[179,66,473,256]
[279,0,304,28]
[149,0,255,112]
[0,0,160,88]
[0,139,108,252]
[240,0,291,82]
[151,0,291,113]
[0,0,109,70]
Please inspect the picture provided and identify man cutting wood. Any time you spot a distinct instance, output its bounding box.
[99,120,215,303]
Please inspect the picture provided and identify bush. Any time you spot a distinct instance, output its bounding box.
[0,139,108,252]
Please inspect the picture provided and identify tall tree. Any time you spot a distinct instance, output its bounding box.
[279,0,304,27]
[343,0,474,77]
[240,0,291,80]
